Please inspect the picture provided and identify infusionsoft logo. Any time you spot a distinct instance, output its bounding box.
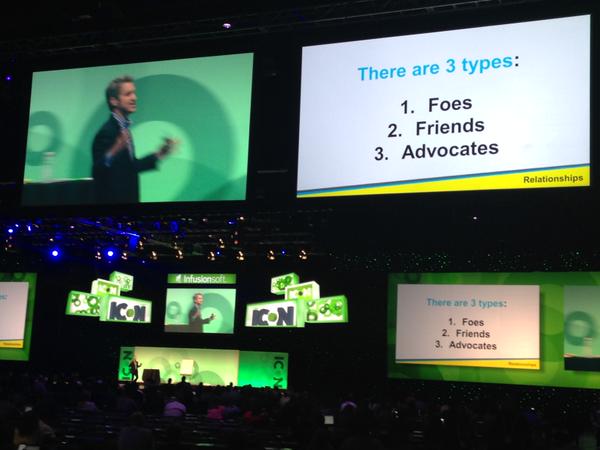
[168,273,236,285]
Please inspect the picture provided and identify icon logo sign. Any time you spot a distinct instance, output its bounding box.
[246,274,348,328]
[66,272,152,324]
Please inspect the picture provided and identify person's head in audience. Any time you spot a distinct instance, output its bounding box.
[13,410,40,447]
[129,411,145,427]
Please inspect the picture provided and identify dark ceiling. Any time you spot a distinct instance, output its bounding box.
[0,0,550,57]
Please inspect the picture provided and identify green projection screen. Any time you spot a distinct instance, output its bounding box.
[164,273,237,334]
[388,272,600,389]
[23,52,253,205]
[164,288,236,334]
[0,273,37,361]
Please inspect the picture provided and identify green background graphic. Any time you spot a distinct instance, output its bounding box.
[563,286,600,356]
[164,288,236,333]
[238,351,289,389]
[388,272,600,389]
[119,346,288,388]
[65,291,101,317]
[0,273,37,361]
[24,53,253,204]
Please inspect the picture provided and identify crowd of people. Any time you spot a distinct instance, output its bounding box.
[0,370,599,449]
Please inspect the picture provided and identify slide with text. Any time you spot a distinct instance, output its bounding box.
[395,284,540,369]
[0,282,30,349]
[298,15,589,197]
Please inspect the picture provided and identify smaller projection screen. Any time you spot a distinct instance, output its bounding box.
[23,52,253,206]
[164,273,237,334]
[297,15,590,198]
[388,272,600,389]
[0,273,37,361]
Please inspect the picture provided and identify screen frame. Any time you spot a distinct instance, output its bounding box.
[15,38,260,214]
[290,5,596,208]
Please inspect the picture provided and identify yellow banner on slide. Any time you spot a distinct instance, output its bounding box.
[398,359,540,370]
[301,166,589,197]
[0,340,24,349]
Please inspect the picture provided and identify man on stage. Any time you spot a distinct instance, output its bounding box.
[92,75,176,204]
[188,293,216,333]
[129,356,142,382]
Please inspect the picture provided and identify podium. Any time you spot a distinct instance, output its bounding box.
[142,369,161,385]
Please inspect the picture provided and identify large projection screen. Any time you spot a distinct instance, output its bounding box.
[388,272,600,389]
[298,15,590,198]
[23,53,253,206]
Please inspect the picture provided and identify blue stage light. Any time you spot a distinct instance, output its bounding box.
[104,248,119,260]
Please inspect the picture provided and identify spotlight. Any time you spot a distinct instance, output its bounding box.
[281,249,287,256]
[7,228,14,234]
[267,250,276,261]
[49,248,61,259]
[5,75,12,81]
[222,22,232,29]
[150,250,158,260]
[121,252,128,261]
[176,249,183,260]
[236,250,245,261]
[104,248,119,260]
[299,249,308,260]
[208,251,216,261]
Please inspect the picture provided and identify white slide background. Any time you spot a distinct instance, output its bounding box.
[395,284,539,361]
[298,15,589,192]
[0,282,30,342]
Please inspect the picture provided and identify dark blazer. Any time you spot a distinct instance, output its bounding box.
[188,305,211,332]
[92,115,157,204]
